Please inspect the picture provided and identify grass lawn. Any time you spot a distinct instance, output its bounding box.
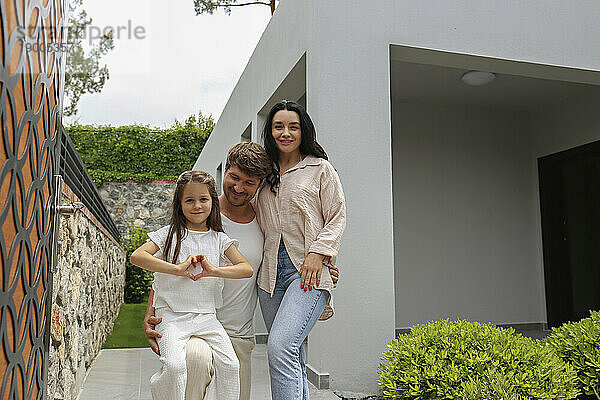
[103,296,150,349]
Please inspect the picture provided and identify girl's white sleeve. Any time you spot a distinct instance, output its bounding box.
[146,226,170,255]
[217,232,239,261]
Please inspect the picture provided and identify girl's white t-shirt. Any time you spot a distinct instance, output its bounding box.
[147,226,238,313]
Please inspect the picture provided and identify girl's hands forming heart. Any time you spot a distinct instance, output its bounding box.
[174,255,199,280]
[191,255,219,279]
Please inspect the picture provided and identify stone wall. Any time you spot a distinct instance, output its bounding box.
[48,190,126,400]
[98,181,175,238]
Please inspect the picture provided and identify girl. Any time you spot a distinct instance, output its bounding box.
[130,170,252,400]
[255,100,346,399]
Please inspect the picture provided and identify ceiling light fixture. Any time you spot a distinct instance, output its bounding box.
[461,71,496,86]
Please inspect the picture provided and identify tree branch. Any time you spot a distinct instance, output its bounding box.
[216,1,271,7]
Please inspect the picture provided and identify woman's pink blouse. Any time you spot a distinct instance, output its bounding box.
[254,156,346,299]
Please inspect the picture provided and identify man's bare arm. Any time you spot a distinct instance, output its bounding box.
[143,289,162,355]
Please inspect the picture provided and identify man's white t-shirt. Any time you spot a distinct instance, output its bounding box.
[218,214,264,339]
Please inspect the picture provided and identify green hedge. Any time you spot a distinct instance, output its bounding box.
[67,113,214,186]
[544,310,600,399]
[123,222,153,303]
[462,371,528,400]
[378,320,579,400]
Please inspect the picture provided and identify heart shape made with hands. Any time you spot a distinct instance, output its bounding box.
[188,254,205,280]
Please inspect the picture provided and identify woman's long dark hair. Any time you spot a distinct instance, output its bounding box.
[163,171,223,264]
[262,100,328,192]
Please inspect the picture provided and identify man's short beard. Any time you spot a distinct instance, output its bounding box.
[225,190,248,207]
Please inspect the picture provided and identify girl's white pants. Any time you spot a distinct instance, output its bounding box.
[150,308,239,400]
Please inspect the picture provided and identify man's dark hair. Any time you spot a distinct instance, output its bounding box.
[225,142,272,179]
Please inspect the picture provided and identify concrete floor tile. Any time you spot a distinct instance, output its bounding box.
[78,345,339,400]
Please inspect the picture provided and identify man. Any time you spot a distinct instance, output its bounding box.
[143,142,338,400]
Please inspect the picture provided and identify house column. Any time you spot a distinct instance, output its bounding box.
[304,9,396,393]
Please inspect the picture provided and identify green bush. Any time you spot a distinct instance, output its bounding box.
[67,112,213,186]
[378,320,579,400]
[462,371,525,400]
[544,310,600,399]
[123,222,153,303]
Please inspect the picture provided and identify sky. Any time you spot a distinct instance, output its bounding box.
[66,0,272,128]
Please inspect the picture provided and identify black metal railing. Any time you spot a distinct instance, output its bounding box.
[56,125,121,242]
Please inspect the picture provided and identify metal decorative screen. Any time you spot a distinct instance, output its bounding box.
[1,0,68,398]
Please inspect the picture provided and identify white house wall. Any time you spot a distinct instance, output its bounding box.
[392,102,539,327]
[532,95,600,158]
[302,15,396,397]
[194,0,600,394]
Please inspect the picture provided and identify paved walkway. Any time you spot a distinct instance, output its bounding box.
[77,344,339,400]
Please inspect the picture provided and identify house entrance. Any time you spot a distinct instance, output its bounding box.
[539,140,600,327]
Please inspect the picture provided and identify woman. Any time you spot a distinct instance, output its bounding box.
[255,100,346,400]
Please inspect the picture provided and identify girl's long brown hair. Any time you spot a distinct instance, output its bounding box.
[163,170,223,264]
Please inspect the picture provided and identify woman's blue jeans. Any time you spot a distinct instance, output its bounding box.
[258,240,329,400]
